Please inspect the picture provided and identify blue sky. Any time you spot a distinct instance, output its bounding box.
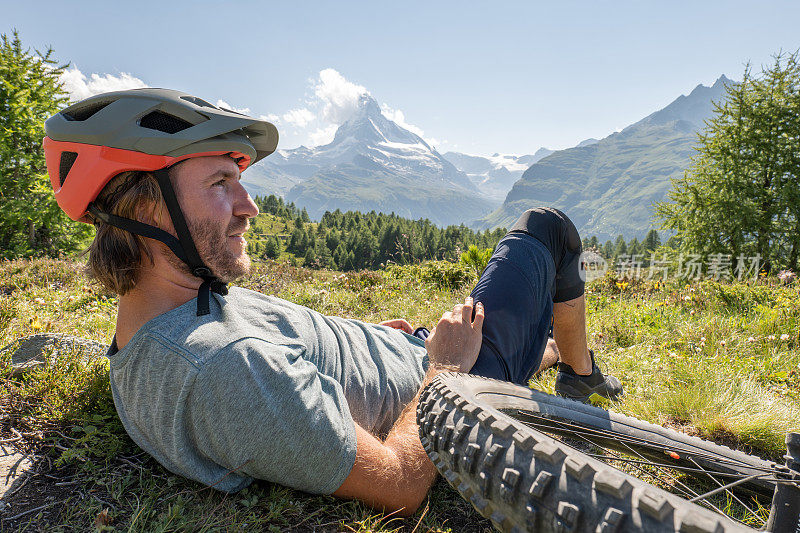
[5,0,800,155]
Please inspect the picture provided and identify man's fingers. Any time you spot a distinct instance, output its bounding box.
[397,319,413,333]
[379,319,413,333]
[472,302,485,332]
[461,296,473,322]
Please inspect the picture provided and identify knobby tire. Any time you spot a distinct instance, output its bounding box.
[416,373,778,533]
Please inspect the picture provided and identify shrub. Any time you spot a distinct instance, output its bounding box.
[419,261,475,290]
[460,245,493,277]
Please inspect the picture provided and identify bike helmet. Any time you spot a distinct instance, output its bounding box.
[43,88,279,315]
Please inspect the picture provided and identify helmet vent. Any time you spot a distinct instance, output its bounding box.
[62,100,113,121]
[139,111,194,134]
[59,151,79,186]
[180,95,216,109]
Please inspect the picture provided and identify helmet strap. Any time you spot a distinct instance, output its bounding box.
[152,167,228,316]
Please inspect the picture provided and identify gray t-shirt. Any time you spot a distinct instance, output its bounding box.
[107,287,428,494]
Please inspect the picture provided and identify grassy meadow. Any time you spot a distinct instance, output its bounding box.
[0,257,798,531]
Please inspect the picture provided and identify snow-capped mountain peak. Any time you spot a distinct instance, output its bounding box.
[242,93,487,225]
[329,94,428,148]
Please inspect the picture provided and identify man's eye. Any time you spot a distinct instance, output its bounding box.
[213,180,226,187]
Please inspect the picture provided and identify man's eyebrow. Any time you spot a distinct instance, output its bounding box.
[206,169,241,181]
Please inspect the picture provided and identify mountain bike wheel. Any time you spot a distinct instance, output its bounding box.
[417,373,784,533]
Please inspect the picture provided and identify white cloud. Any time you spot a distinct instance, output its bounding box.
[216,99,251,115]
[309,124,338,146]
[271,68,437,149]
[314,68,369,124]
[260,113,280,123]
[60,65,147,101]
[380,104,426,139]
[282,107,315,128]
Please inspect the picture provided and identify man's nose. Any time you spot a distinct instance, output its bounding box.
[233,182,259,218]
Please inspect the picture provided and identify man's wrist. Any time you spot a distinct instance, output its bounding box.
[429,362,461,373]
[423,363,462,387]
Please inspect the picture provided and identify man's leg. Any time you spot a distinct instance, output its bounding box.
[552,294,623,401]
[552,294,591,374]
[468,207,575,384]
[467,230,554,384]
[509,208,622,400]
[469,207,622,400]
[533,338,560,376]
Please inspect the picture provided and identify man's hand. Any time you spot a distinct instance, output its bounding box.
[379,318,413,334]
[334,297,485,515]
[425,296,484,372]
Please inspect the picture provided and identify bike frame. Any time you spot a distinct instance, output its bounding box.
[766,433,800,533]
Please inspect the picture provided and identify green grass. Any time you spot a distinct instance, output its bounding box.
[580,275,800,457]
[1,257,798,530]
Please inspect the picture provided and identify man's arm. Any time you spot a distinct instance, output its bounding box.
[333,365,450,516]
[333,296,484,516]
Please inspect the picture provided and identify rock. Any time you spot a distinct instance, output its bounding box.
[0,448,33,499]
[1,334,109,376]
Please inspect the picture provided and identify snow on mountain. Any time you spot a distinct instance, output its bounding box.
[443,148,556,201]
[243,94,495,226]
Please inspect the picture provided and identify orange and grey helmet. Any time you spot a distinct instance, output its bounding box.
[43,88,279,315]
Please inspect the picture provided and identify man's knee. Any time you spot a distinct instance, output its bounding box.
[508,207,585,303]
[509,207,582,263]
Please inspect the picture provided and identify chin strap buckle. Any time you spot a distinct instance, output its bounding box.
[193,267,213,278]
[196,277,228,316]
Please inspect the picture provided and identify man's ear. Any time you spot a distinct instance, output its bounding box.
[135,200,173,234]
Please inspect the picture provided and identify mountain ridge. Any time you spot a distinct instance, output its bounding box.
[243,94,496,226]
[477,75,733,240]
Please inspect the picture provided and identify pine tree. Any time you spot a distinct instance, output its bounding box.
[613,235,627,258]
[0,30,92,258]
[643,230,661,252]
[288,228,304,253]
[303,247,317,268]
[603,240,614,259]
[628,237,641,257]
[264,236,280,260]
[657,52,800,268]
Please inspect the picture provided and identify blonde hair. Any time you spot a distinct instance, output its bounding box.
[84,171,166,295]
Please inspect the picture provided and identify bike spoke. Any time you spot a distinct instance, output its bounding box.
[688,457,764,524]
[508,408,774,526]
[509,410,777,474]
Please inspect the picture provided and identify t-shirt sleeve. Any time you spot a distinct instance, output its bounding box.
[186,337,357,495]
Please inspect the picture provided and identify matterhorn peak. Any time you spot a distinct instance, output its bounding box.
[355,93,382,117]
[328,93,426,148]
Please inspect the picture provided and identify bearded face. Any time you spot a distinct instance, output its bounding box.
[160,213,252,284]
[153,155,258,286]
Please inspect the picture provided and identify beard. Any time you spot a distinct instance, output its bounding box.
[160,214,252,284]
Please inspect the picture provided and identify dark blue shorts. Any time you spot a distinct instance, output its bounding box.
[467,233,555,383]
[413,208,585,385]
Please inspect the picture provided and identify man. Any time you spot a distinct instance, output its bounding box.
[44,88,621,516]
